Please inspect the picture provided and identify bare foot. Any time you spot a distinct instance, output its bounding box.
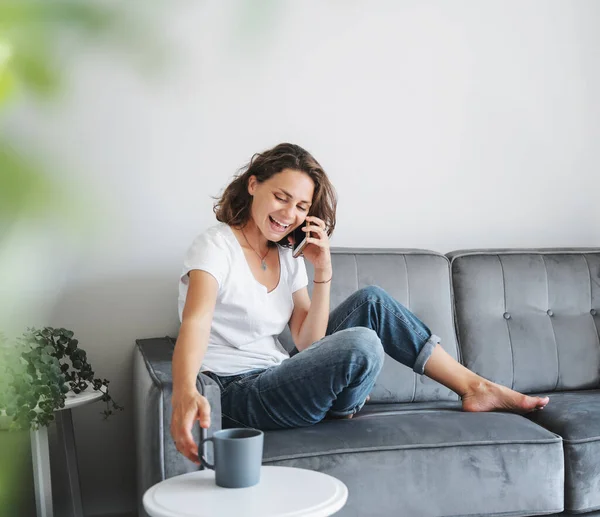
[461,381,549,415]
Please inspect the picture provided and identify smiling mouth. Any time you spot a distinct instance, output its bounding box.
[269,215,291,232]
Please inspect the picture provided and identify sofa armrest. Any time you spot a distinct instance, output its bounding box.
[133,337,221,516]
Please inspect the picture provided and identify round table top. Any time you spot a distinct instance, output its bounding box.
[143,466,348,517]
[60,388,103,410]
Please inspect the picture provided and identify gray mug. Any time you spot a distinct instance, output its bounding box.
[199,428,264,488]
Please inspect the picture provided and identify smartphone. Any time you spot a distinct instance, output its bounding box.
[291,224,310,258]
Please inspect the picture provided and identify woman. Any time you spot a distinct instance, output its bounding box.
[171,143,549,464]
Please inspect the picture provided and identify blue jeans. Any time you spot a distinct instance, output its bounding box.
[205,286,441,431]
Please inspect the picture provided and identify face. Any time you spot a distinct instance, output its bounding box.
[247,168,315,241]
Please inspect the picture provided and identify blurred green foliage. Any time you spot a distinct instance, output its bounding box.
[0,143,58,242]
[0,1,126,235]
[0,2,147,513]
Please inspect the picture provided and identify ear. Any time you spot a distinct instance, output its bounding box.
[247,175,257,196]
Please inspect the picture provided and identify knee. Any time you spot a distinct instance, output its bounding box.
[356,285,411,314]
[356,285,390,305]
[334,327,384,373]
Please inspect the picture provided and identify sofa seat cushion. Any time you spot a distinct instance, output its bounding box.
[263,408,564,517]
[528,390,600,513]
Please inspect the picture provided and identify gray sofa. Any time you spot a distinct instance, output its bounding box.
[134,247,600,517]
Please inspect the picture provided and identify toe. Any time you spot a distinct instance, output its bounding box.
[537,396,549,408]
[522,395,549,412]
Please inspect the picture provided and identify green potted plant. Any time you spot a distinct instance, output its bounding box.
[0,327,123,431]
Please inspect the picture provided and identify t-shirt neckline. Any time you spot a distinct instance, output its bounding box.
[224,224,282,294]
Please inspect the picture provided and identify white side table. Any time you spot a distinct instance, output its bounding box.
[143,465,348,517]
[30,389,103,517]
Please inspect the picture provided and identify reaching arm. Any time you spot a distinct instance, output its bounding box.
[170,269,218,464]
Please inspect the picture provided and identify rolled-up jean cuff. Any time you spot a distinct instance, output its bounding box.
[413,334,441,375]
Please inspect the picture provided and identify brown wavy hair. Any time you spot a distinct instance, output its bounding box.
[213,143,337,247]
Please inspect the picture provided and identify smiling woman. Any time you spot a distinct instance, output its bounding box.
[169,142,550,466]
[212,143,337,248]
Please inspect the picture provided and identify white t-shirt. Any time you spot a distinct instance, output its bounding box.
[178,223,308,376]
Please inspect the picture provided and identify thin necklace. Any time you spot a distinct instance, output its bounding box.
[241,228,269,271]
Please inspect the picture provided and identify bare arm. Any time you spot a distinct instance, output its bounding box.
[289,266,332,351]
[288,216,333,351]
[170,269,218,464]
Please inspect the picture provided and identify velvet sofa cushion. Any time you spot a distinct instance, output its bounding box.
[263,405,564,517]
[528,390,600,513]
[448,249,600,393]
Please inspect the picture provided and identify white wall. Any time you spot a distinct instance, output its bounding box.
[5,1,600,514]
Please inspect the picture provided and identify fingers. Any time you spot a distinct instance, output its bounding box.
[300,217,332,268]
[197,396,212,429]
[174,407,201,464]
[302,216,328,247]
[303,225,325,237]
[305,236,328,248]
[176,427,200,464]
[305,216,326,230]
[303,224,328,247]
[171,394,212,465]
[171,416,200,464]
[306,215,325,226]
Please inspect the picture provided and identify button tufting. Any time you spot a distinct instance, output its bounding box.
[547,310,554,317]
[503,312,511,320]
[592,309,598,316]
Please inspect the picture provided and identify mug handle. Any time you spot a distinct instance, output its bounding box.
[198,437,215,470]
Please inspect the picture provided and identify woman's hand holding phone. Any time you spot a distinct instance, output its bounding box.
[290,216,332,274]
[291,224,310,258]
